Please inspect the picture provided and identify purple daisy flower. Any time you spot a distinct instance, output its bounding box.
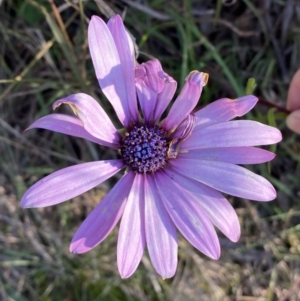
[21,15,282,278]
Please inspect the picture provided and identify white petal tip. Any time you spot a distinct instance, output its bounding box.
[229,233,241,243]
[271,130,282,144]
[209,248,221,260]
[212,254,221,260]
[261,190,277,202]
[70,244,86,254]
[158,271,176,279]
[120,273,131,279]
[119,267,137,279]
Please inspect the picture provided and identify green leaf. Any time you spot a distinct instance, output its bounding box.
[245,78,257,94]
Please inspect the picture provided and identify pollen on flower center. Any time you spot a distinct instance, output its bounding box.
[120,123,169,174]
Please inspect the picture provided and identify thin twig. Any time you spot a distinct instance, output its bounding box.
[258,97,290,114]
[195,17,260,37]
[0,118,82,164]
[122,0,170,20]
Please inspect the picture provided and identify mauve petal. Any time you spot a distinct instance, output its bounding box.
[88,16,131,126]
[70,171,135,253]
[145,175,178,278]
[118,174,146,278]
[194,95,258,129]
[27,113,119,149]
[153,76,177,122]
[182,120,282,150]
[136,82,157,121]
[125,30,136,61]
[179,147,275,164]
[53,93,120,145]
[170,158,276,201]
[139,59,165,93]
[21,160,124,208]
[173,95,258,139]
[135,59,171,122]
[107,15,138,122]
[155,172,220,259]
[163,71,208,131]
[163,169,240,242]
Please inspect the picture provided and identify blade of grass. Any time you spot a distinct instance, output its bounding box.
[167,8,245,96]
[214,0,223,28]
[0,39,54,105]
[26,0,88,92]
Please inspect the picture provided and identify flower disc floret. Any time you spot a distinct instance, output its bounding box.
[121,123,169,174]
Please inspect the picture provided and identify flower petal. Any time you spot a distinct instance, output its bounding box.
[70,171,135,254]
[145,175,177,278]
[182,120,282,150]
[135,59,173,122]
[179,147,275,164]
[163,169,240,242]
[135,59,166,93]
[194,95,258,129]
[21,160,124,208]
[170,158,276,201]
[27,113,119,149]
[136,82,157,121]
[118,174,146,278]
[125,30,136,61]
[163,71,208,131]
[153,76,177,122]
[53,93,120,145]
[107,15,138,122]
[88,16,132,126]
[172,95,258,139]
[155,172,220,259]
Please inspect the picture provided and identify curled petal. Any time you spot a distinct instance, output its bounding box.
[118,174,146,278]
[182,120,282,150]
[163,169,240,242]
[53,93,120,145]
[135,59,173,122]
[70,171,135,254]
[136,59,165,93]
[163,71,208,131]
[88,16,135,126]
[179,147,275,164]
[145,175,178,278]
[107,15,138,122]
[27,114,119,148]
[170,158,276,201]
[21,160,124,208]
[155,172,220,259]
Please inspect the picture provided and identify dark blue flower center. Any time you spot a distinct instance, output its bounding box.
[121,124,169,174]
